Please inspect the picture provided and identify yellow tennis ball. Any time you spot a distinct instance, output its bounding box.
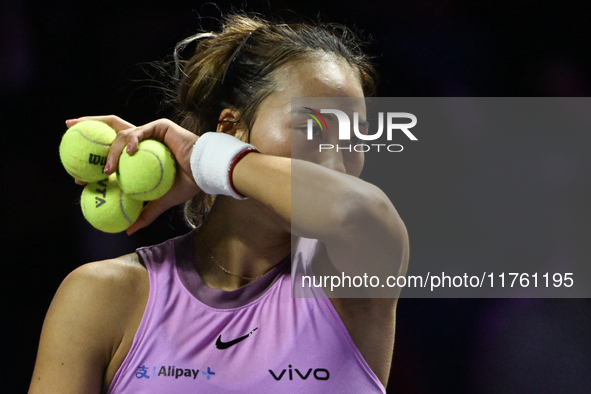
[80,174,143,233]
[117,139,176,201]
[59,120,117,182]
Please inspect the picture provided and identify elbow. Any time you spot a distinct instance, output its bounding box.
[337,185,407,242]
[334,186,409,276]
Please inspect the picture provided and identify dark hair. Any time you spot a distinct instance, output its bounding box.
[168,14,377,227]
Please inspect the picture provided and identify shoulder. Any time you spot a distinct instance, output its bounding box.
[50,253,149,343]
[64,253,148,288]
[46,253,150,360]
[29,254,149,393]
[58,253,150,334]
[59,253,148,310]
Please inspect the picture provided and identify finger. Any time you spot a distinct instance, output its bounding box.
[104,127,135,175]
[122,119,193,153]
[104,120,176,174]
[121,119,175,153]
[65,115,136,132]
[74,179,88,186]
[131,119,199,177]
[120,123,153,155]
[104,122,158,174]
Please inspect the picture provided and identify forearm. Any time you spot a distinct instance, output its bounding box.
[231,153,290,222]
[232,153,396,240]
[232,152,408,280]
[233,154,356,234]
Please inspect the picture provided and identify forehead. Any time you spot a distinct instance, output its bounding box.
[272,54,365,98]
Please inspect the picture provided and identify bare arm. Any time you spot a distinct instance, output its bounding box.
[29,255,148,394]
[65,115,408,279]
[233,152,409,280]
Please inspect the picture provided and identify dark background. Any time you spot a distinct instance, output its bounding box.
[2,0,591,393]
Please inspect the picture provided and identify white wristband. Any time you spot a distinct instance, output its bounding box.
[190,132,258,200]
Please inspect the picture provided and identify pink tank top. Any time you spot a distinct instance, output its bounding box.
[106,230,386,393]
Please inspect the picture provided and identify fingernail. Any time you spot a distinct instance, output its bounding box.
[104,163,111,173]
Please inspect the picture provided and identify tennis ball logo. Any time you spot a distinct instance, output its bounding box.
[59,120,116,182]
[89,154,107,166]
[81,174,143,233]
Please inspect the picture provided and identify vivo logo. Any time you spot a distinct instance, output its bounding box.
[269,365,330,381]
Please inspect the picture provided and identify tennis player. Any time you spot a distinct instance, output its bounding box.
[29,14,408,394]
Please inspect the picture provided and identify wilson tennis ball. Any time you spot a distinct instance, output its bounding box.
[81,174,143,233]
[59,120,116,182]
[117,139,176,201]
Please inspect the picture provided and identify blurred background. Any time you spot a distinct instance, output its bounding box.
[2,0,590,392]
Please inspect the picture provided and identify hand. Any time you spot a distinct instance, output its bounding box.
[65,116,201,234]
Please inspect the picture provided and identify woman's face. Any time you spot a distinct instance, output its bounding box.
[247,54,366,177]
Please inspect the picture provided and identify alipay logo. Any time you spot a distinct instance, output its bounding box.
[135,364,213,381]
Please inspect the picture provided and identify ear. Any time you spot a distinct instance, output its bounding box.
[217,108,249,143]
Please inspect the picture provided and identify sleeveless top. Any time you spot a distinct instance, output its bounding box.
[106,230,386,393]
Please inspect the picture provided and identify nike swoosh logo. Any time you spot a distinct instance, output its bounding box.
[216,327,258,350]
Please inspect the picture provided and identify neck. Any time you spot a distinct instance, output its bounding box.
[193,196,292,290]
